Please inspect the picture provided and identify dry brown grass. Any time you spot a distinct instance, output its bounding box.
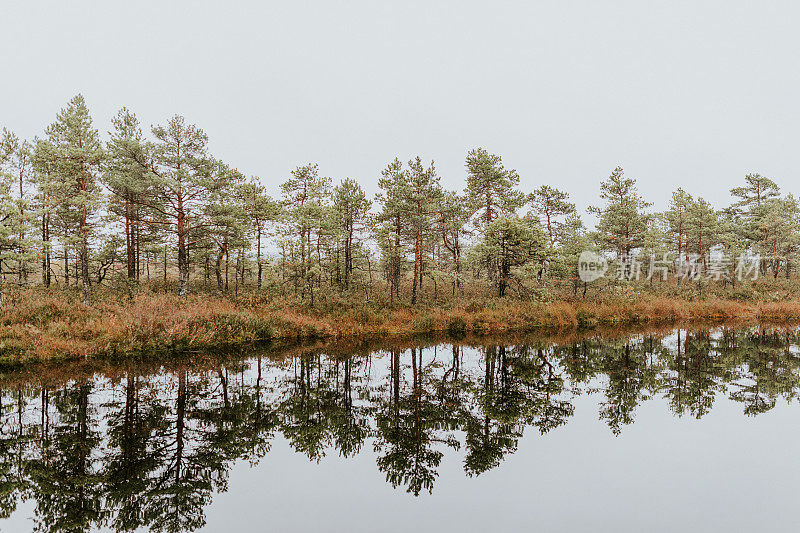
[1,288,800,363]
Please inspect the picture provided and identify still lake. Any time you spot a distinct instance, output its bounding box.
[1,325,799,532]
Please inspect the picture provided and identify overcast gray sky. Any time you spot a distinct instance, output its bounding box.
[2,0,797,216]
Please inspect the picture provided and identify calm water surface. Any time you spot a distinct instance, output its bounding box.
[1,326,800,532]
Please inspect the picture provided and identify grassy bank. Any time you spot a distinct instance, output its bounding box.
[2,287,800,362]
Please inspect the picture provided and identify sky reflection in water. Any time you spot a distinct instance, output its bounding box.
[1,326,799,532]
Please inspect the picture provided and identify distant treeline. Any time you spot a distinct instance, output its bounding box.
[0,94,794,304]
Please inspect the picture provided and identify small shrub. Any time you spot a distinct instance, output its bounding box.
[727,287,758,302]
[447,316,467,336]
[414,315,436,333]
[471,319,487,335]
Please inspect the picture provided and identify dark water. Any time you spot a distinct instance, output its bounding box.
[1,326,800,532]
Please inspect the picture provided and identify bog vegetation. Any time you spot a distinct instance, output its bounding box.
[2,95,800,359]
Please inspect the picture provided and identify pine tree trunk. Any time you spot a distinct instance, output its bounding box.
[126,197,135,280]
[42,213,51,287]
[224,241,229,292]
[177,205,188,297]
[411,226,420,305]
[135,207,141,281]
[215,247,224,292]
[344,225,352,290]
[64,246,69,286]
[257,228,263,290]
[79,146,90,305]
[80,227,90,306]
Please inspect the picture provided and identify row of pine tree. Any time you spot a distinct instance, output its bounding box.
[0,95,795,304]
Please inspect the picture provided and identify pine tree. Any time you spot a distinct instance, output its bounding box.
[727,174,800,277]
[730,173,780,210]
[640,216,670,283]
[331,178,371,291]
[0,133,35,303]
[758,196,799,277]
[685,196,721,268]
[730,173,781,249]
[465,148,524,230]
[205,163,248,292]
[30,138,59,287]
[664,187,693,263]
[589,167,651,262]
[376,158,408,304]
[470,215,547,297]
[0,130,37,286]
[104,108,152,283]
[403,157,443,305]
[528,185,575,246]
[437,190,470,295]
[553,212,591,295]
[280,163,331,302]
[46,95,104,305]
[717,208,748,288]
[134,116,218,297]
[239,178,279,290]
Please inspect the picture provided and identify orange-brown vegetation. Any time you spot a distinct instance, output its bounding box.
[2,286,800,363]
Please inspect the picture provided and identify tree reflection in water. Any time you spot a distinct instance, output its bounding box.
[0,326,798,531]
